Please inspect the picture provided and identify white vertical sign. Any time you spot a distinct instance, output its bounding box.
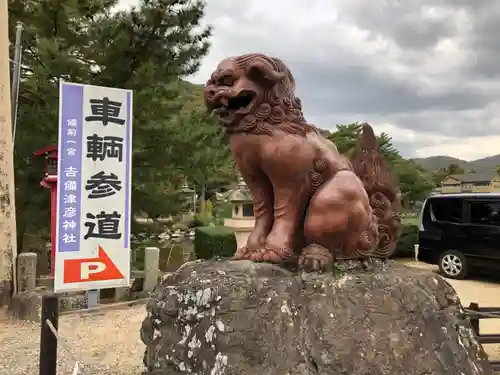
[54,81,132,292]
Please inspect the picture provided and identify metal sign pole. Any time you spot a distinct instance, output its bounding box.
[39,294,59,375]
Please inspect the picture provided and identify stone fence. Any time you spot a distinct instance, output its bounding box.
[9,247,162,321]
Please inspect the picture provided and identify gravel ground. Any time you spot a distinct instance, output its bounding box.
[402,260,500,360]
[1,261,499,374]
[0,304,146,375]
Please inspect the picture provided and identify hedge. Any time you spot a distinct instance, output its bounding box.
[194,224,419,260]
[194,226,237,259]
[392,224,419,258]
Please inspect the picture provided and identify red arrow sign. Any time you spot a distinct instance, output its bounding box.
[64,246,124,283]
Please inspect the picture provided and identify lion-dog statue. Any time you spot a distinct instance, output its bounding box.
[204,53,401,271]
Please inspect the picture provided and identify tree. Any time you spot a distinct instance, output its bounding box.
[327,123,434,208]
[9,0,101,246]
[446,163,464,175]
[158,106,234,213]
[393,159,435,207]
[431,163,465,188]
[431,167,448,187]
[327,123,400,163]
[9,0,213,243]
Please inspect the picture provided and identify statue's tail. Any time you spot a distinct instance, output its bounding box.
[350,123,402,258]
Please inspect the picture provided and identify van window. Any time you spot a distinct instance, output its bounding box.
[430,198,463,223]
[468,200,500,226]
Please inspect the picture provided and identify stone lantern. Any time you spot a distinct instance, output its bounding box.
[224,176,255,249]
[34,145,58,276]
[180,179,196,212]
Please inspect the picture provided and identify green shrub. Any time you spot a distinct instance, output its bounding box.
[194,213,214,227]
[204,199,213,217]
[213,202,233,219]
[392,224,419,258]
[194,226,237,259]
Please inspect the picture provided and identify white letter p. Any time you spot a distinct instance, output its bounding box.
[80,261,105,280]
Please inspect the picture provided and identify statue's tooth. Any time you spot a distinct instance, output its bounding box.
[220,97,229,106]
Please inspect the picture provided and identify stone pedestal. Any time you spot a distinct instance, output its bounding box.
[234,231,251,250]
[223,218,254,249]
[141,259,493,375]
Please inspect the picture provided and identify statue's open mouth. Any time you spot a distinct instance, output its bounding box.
[212,90,255,120]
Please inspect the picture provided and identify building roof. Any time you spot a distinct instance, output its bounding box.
[429,192,500,199]
[447,173,494,183]
[33,145,57,157]
[227,189,252,202]
[226,175,253,202]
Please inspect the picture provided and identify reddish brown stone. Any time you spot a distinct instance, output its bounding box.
[204,53,401,271]
[350,123,402,258]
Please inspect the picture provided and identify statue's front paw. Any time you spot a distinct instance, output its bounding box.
[249,246,292,263]
[298,244,334,272]
[233,246,253,260]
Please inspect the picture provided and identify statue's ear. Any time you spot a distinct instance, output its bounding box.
[247,58,285,86]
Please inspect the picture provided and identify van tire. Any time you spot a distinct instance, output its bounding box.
[438,250,468,280]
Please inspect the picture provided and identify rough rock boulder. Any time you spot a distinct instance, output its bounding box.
[141,259,493,375]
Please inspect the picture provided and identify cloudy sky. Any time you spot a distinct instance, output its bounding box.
[118,0,500,161]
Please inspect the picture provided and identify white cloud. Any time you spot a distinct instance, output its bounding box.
[114,0,137,11]
[414,136,500,161]
[118,0,500,162]
[373,123,497,161]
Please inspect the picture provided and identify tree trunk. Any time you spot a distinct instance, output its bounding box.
[199,182,206,214]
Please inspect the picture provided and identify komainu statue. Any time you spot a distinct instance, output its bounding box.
[204,53,401,271]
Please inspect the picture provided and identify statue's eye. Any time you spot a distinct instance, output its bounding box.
[219,75,234,86]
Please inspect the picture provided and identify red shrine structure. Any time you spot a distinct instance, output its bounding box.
[34,145,58,276]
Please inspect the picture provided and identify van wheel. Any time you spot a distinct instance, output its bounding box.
[439,250,468,279]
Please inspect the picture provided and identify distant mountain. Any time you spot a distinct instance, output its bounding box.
[469,155,500,173]
[412,154,500,173]
[411,156,470,171]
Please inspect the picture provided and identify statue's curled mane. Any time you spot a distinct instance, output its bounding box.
[233,53,316,137]
[350,123,402,258]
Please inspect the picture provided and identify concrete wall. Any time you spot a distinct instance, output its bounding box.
[440,185,462,194]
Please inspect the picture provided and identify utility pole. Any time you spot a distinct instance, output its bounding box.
[0,0,18,304]
[11,21,22,148]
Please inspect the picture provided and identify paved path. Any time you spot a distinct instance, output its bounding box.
[402,260,500,360]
